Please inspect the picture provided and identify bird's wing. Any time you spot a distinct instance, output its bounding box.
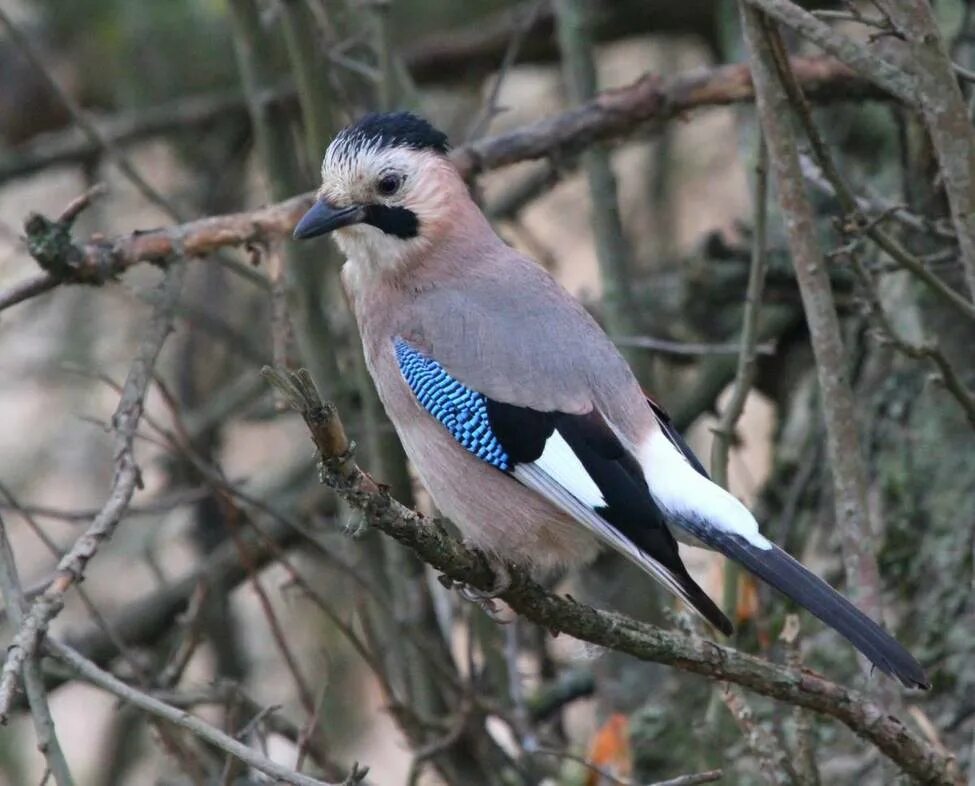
[393,337,732,635]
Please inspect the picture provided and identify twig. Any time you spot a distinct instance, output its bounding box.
[616,335,776,357]
[741,0,917,106]
[721,684,797,786]
[0,7,182,221]
[740,6,888,632]
[0,264,185,722]
[873,0,975,297]
[848,250,975,428]
[555,0,650,383]
[710,133,770,490]
[44,638,367,786]
[466,0,547,141]
[0,516,75,786]
[780,616,821,786]
[711,131,768,622]
[262,367,960,786]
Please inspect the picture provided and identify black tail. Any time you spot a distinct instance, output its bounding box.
[703,532,928,688]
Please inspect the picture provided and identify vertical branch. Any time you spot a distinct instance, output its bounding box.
[738,7,887,628]
[875,0,975,298]
[711,133,770,489]
[228,0,346,405]
[280,0,340,169]
[0,516,74,786]
[554,0,653,385]
[721,684,798,786]
[712,133,769,618]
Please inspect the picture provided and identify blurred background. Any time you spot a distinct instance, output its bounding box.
[0,0,973,784]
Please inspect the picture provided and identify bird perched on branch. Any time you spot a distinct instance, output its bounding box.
[293,111,928,689]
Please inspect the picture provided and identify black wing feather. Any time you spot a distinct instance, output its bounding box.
[647,398,709,478]
[486,402,732,635]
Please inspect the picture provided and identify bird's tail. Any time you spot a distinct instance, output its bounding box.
[639,426,929,688]
[696,528,929,689]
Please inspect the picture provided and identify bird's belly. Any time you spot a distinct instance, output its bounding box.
[403,412,599,570]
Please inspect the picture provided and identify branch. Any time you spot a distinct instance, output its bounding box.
[0,6,183,222]
[720,684,796,786]
[711,133,769,490]
[873,0,975,298]
[555,0,650,383]
[0,264,184,723]
[0,516,75,786]
[741,0,917,106]
[44,639,366,786]
[0,56,885,315]
[262,367,960,786]
[740,7,888,638]
[848,251,975,428]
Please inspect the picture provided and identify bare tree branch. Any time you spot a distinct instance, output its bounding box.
[44,638,366,786]
[740,6,888,637]
[0,516,74,786]
[0,264,185,722]
[741,0,917,106]
[873,0,975,298]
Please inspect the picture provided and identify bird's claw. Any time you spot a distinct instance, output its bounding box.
[440,556,513,623]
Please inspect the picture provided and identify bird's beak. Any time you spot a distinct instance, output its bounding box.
[293,198,366,239]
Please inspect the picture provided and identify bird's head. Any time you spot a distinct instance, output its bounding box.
[294,111,467,276]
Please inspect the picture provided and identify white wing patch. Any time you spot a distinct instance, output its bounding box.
[512,463,720,626]
[531,431,606,509]
[639,429,771,550]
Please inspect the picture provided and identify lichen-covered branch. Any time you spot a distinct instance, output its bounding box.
[873,0,975,298]
[262,367,960,786]
[740,6,887,634]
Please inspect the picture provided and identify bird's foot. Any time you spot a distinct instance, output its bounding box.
[439,554,513,623]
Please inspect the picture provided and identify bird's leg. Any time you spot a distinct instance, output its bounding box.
[438,551,513,623]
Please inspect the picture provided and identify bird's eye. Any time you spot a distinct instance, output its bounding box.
[377,173,402,197]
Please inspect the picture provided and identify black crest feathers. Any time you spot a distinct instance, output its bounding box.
[331,112,450,159]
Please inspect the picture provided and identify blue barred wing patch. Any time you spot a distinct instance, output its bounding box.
[394,339,510,470]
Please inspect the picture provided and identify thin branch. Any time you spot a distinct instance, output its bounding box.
[0,517,75,786]
[465,0,547,141]
[780,616,821,786]
[711,132,769,620]
[740,6,888,633]
[44,639,366,786]
[848,250,975,428]
[262,367,960,786]
[711,133,770,489]
[874,0,975,297]
[0,6,183,221]
[741,0,917,106]
[800,157,975,324]
[555,0,650,383]
[615,335,776,357]
[721,684,797,786]
[0,264,185,722]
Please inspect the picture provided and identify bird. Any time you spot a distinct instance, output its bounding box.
[292,110,929,689]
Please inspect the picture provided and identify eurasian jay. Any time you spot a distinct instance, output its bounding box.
[293,111,928,689]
